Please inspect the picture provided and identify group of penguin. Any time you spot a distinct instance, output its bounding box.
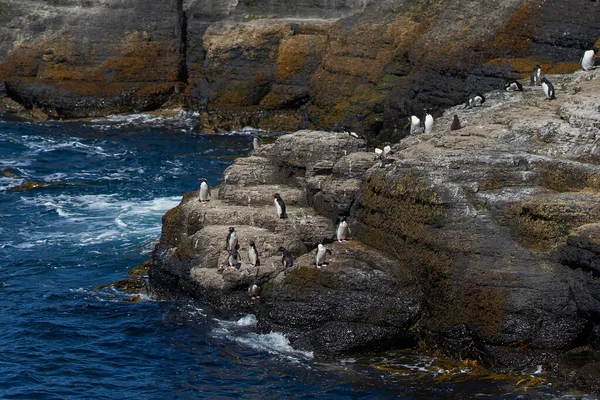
[196,175,351,299]
[397,48,597,142]
[196,48,598,299]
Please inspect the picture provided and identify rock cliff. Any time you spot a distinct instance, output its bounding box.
[150,67,600,390]
[1,0,599,137]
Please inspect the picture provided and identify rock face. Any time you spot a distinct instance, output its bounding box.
[1,0,599,135]
[151,68,600,384]
[150,130,424,355]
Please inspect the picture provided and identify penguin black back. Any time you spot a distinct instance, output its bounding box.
[450,114,462,131]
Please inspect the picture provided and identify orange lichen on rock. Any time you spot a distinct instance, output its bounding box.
[274,34,327,83]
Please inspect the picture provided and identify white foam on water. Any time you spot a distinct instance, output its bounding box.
[234,332,314,360]
[0,176,25,191]
[236,314,257,327]
[211,316,313,360]
[115,216,128,229]
[17,193,181,248]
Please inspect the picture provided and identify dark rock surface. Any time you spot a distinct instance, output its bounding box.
[151,69,600,391]
[1,0,599,133]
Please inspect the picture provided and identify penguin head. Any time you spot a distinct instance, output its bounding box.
[273,193,281,199]
[198,177,207,182]
[229,227,235,233]
[338,215,347,223]
[277,246,287,253]
[249,241,255,248]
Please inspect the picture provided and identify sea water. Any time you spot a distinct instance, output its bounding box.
[0,113,588,399]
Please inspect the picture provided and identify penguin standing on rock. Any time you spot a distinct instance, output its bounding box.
[504,80,523,92]
[450,114,463,131]
[530,64,542,86]
[273,193,288,219]
[408,115,422,134]
[337,216,349,242]
[465,93,486,108]
[248,241,260,267]
[197,178,211,203]
[228,245,241,268]
[252,135,262,151]
[541,77,556,100]
[424,111,434,134]
[314,243,332,268]
[581,49,596,72]
[248,282,261,300]
[374,145,392,160]
[225,227,238,252]
[278,247,294,268]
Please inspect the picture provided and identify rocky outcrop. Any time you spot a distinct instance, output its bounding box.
[1,0,598,134]
[149,130,424,354]
[150,69,600,390]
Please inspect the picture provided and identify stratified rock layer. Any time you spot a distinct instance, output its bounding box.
[1,0,598,134]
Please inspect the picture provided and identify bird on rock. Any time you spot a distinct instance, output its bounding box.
[225,227,238,252]
[530,64,542,86]
[541,77,556,100]
[450,114,463,131]
[197,177,211,203]
[248,282,261,300]
[504,80,523,92]
[273,193,288,219]
[465,93,486,108]
[424,111,434,134]
[581,49,596,72]
[407,115,423,134]
[248,241,260,267]
[228,244,241,268]
[277,246,294,268]
[314,243,332,268]
[337,216,349,242]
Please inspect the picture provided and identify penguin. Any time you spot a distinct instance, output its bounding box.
[450,114,463,131]
[197,178,211,203]
[225,227,238,251]
[504,80,523,92]
[252,135,262,151]
[248,282,261,299]
[374,145,392,159]
[314,243,332,268]
[581,49,596,72]
[228,244,241,268]
[541,77,556,100]
[337,216,349,242]
[465,93,486,108]
[273,193,288,219]
[407,115,422,134]
[424,111,434,134]
[248,241,260,267]
[379,158,395,168]
[277,246,294,268]
[530,64,542,86]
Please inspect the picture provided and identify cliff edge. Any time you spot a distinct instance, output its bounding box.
[1,0,598,138]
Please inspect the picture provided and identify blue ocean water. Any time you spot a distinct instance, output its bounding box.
[0,113,583,399]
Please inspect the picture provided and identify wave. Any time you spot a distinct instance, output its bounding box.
[88,111,200,132]
[14,194,181,248]
[212,314,314,361]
